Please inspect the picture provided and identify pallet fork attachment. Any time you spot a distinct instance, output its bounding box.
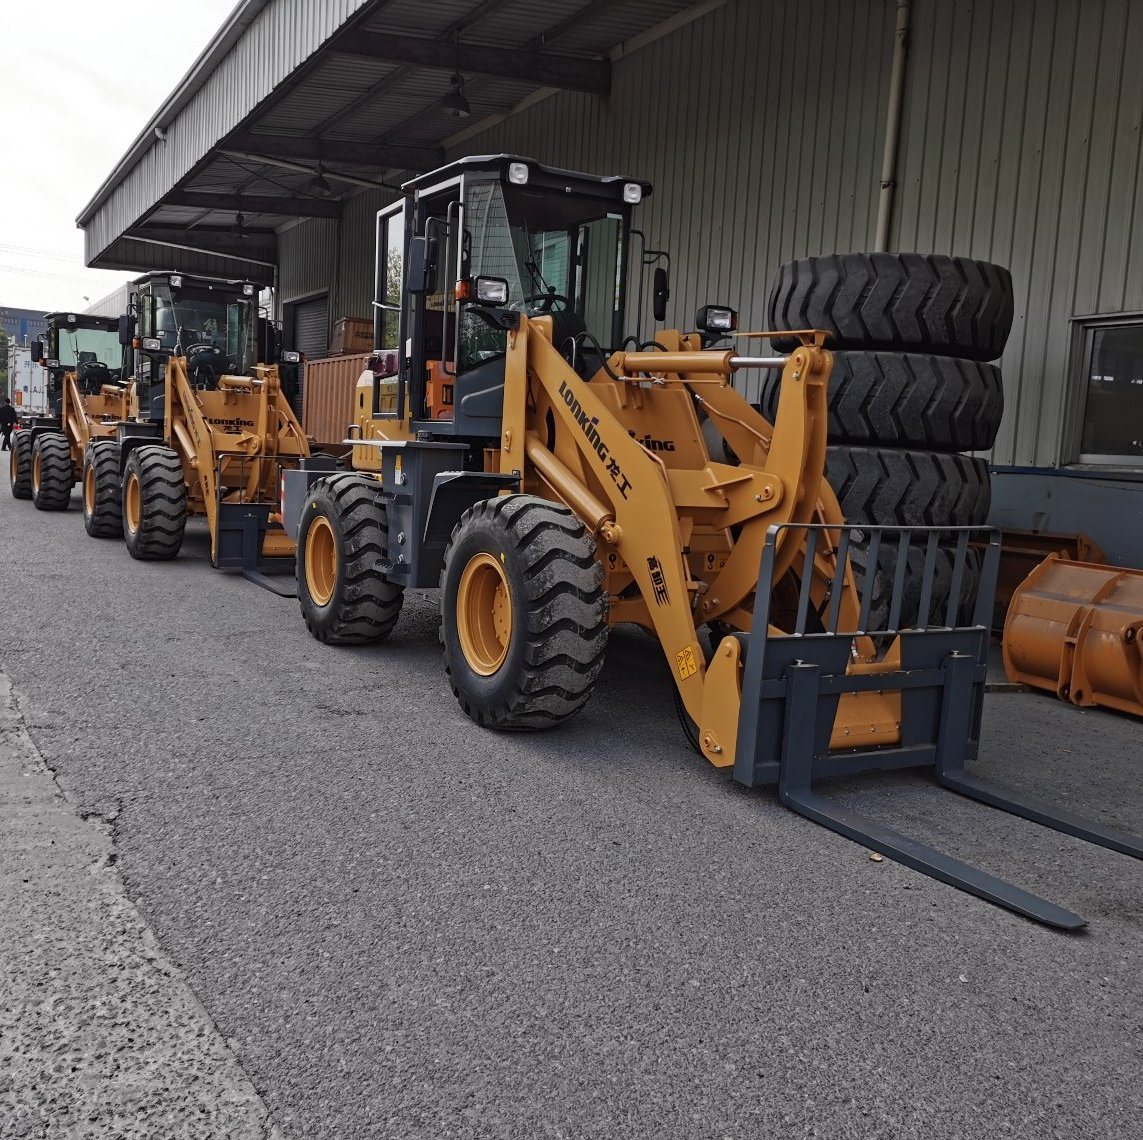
[732,525,1143,930]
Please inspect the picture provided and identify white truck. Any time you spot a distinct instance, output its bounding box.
[6,342,50,417]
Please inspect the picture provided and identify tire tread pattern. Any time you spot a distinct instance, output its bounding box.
[10,432,32,500]
[759,350,1004,451]
[299,474,404,645]
[32,433,73,511]
[441,495,607,731]
[124,446,186,561]
[766,253,1015,361]
[84,440,122,538]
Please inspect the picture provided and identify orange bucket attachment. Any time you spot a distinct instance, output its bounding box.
[1004,555,1143,717]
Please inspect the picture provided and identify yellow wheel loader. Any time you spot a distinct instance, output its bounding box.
[13,313,134,537]
[279,156,1141,927]
[110,272,316,591]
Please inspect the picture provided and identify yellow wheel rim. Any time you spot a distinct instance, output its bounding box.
[125,471,141,534]
[456,552,513,676]
[32,449,41,495]
[83,463,96,515]
[305,515,338,607]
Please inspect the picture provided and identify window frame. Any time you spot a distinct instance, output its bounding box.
[1066,311,1143,472]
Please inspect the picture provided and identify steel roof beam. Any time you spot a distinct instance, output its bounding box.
[225,132,440,170]
[126,225,277,259]
[165,190,343,219]
[332,30,610,94]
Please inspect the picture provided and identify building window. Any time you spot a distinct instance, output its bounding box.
[1077,319,1143,467]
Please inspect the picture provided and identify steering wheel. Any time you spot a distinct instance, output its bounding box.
[185,343,230,388]
[519,291,571,314]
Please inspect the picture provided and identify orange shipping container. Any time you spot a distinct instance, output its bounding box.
[302,353,371,446]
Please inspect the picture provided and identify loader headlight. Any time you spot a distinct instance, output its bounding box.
[622,182,643,204]
[45,359,59,369]
[141,337,162,352]
[242,282,255,296]
[507,162,529,185]
[473,276,509,306]
[169,275,182,288]
[695,305,737,334]
[281,350,302,364]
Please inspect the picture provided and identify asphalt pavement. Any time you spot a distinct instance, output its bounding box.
[0,482,1140,1139]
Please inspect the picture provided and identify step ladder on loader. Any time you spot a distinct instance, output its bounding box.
[729,523,1143,930]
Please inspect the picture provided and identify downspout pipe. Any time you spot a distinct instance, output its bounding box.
[874,0,912,252]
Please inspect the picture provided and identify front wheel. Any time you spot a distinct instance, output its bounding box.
[123,446,186,560]
[296,474,404,644]
[10,431,32,500]
[83,440,123,538]
[31,432,73,511]
[440,494,607,731]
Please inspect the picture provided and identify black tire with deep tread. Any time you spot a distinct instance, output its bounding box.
[296,473,404,645]
[83,440,123,538]
[31,432,73,511]
[440,494,607,731]
[123,446,186,561]
[827,445,990,528]
[826,446,989,631]
[10,431,32,500]
[758,350,1004,451]
[766,252,1014,361]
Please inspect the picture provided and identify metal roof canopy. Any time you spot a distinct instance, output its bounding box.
[78,0,721,286]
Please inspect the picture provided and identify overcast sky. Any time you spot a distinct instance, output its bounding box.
[0,0,237,315]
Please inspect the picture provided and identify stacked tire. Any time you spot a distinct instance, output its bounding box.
[761,252,1014,629]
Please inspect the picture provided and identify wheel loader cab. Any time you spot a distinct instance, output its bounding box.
[132,273,259,415]
[373,156,649,436]
[43,315,127,393]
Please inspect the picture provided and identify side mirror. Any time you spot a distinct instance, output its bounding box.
[406,235,439,295]
[117,315,133,346]
[30,340,43,363]
[653,266,670,322]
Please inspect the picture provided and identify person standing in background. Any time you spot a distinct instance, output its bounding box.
[0,398,17,451]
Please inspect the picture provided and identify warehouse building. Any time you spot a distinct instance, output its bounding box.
[76,0,1143,562]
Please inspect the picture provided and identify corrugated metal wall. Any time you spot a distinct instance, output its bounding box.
[279,219,339,306]
[286,0,1143,468]
[894,0,1143,466]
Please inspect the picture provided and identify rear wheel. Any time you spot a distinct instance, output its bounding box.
[10,431,32,500]
[440,494,608,731]
[296,474,404,644]
[82,440,123,538]
[123,446,186,560]
[31,433,73,511]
